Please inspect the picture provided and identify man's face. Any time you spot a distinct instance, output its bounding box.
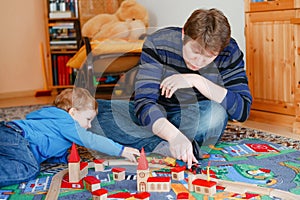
[182,40,218,71]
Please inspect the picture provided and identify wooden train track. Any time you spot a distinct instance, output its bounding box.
[45,160,164,200]
[45,168,68,200]
[45,160,300,200]
[189,173,300,200]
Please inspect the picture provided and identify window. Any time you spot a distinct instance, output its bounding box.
[157,183,161,191]
[150,183,155,191]
[204,188,209,194]
[163,183,168,190]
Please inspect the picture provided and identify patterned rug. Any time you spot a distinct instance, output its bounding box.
[1,105,300,199]
[1,104,300,160]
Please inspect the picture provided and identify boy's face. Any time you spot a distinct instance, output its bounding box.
[69,108,97,129]
[182,39,218,71]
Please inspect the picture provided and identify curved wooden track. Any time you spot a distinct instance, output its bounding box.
[45,169,68,200]
[189,173,300,200]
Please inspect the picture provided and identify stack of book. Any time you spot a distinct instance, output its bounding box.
[49,0,78,19]
[52,55,77,86]
[49,22,78,50]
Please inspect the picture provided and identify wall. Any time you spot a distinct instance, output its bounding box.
[0,0,46,98]
[137,0,245,53]
[0,0,244,98]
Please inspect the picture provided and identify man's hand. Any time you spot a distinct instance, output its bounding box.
[121,147,140,162]
[168,132,198,169]
[152,118,198,169]
[160,74,227,103]
[160,74,197,98]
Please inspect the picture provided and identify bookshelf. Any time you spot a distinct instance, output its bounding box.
[244,0,300,133]
[44,0,81,89]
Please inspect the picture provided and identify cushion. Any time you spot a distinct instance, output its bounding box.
[66,39,144,69]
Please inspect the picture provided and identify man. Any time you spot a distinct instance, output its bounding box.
[93,8,252,168]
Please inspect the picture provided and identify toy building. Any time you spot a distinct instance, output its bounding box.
[187,162,217,196]
[171,166,186,181]
[84,176,101,192]
[133,191,151,200]
[92,188,108,200]
[107,192,132,199]
[177,192,189,200]
[136,148,172,193]
[112,167,126,181]
[137,148,150,192]
[191,179,217,196]
[147,177,171,192]
[68,143,88,183]
[94,159,105,171]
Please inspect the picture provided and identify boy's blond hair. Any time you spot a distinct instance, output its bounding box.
[53,87,98,113]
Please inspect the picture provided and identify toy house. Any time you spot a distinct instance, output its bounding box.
[177,192,189,200]
[112,167,126,181]
[147,177,171,192]
[192,178,217,196]
[84,176,101,192]
[107,192,132,199]
[92,188,108,200]
[94,159,105,171]
[171,166,186,181]
[68,143,88,183]
[137,148,150,192]
[133,191,151,200]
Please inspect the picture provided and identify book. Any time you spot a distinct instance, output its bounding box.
[52,55,58,85]
[49,11,72,19]
[50,40,77,45]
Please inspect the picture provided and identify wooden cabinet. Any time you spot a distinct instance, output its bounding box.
[44,0,81,89]
[244,0,300,133]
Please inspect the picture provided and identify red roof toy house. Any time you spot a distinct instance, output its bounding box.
[92,188,108,200]
[192,178,217,196]
[147,177,171,192]
[177,192,189,200]
[133,191,151,200]
[94,159,105,172]
[171,166,186,181]
[84,176,101,192]
[107,192,132,199]
[112,167,126,181]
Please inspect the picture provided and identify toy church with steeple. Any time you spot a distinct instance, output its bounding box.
[137,148,150,192]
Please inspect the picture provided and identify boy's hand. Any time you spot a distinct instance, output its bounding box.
[121,147,140,162]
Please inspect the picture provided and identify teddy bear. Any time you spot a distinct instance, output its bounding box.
[81,0,149,41]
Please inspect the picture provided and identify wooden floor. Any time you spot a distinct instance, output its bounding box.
[0,95,299,141]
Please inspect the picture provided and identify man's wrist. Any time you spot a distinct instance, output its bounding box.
[152,118,181,141]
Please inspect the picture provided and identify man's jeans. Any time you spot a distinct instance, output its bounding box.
[0,122,39,187]
[91,99,228,153]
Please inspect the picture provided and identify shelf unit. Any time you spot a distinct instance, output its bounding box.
[244,0,300,133]
[44,0,81,89]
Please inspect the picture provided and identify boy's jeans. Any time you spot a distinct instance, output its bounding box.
[0,122,39,187]
[91,99,228,153]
